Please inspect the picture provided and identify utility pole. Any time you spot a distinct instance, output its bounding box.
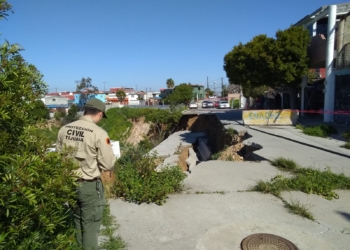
[221,77,224,97]
[146,88,148,106]
[207,76,209,89]
[213,81,216,96]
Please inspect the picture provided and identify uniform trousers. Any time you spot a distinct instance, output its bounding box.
[74,179,105,250]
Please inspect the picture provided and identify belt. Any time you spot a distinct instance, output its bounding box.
[76,178,101,182]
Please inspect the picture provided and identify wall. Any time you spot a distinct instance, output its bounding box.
[74,93,106,106]
[242,110,299,126]
[45,96,68,108]
[334,74,350,124]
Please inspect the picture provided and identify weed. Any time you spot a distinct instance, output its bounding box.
[252,157,350,220]
[299,124,338,138]
[295,124,304,130]
[283,199,315,220]
[227,127,238,136]
[113,145,186,205]
[271,157,299,171]
[99,204,126,250]
[253,158,350,199]
[342,131,350,141]
[341,142,350,149]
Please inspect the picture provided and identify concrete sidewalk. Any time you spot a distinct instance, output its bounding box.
[109,113,350,250]
[109,161,350,250]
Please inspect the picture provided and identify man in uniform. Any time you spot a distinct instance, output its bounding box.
[56,98,116,250]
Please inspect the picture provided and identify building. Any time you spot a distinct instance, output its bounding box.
[189,84,206,100]
[159,88,173,99]
[295,3,350,123]
[74,93,106,107]
[44,96,69,109]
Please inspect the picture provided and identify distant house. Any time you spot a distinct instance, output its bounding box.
[159,88,173,99]
[45,96,69,109]
[74,93,106,107]
[189,84,205,100]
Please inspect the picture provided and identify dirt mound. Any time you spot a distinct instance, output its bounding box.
[126,117,151,145]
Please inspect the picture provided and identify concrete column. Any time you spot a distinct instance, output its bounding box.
[301,75,308,116]
[312,22,317,36]
[324,5,337,122]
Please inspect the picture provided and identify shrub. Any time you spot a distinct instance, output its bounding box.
[301,124,338,138]
[343,131,350,141]
[233,99,239,109]
[0,18,80,249]
[253,157,350,200]
[113,145,186,205]
[341,142,350,149]
[0,151,79,249]
[271,157,299,171]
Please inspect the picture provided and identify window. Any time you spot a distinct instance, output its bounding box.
[52,98,56,101]
[131,95,134,98]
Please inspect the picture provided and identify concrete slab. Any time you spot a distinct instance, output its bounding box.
[109,190,346,250]
[184,161,286,192]
[149,131,206,157]
[224,122,350,176]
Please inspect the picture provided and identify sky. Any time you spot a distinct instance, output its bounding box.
[0,0,347,93]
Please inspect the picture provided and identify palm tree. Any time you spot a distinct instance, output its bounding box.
[166,78,175,88]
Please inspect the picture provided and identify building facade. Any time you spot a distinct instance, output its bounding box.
[295,3,350,123]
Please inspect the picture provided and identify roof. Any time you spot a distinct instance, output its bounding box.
[295,2,350,26]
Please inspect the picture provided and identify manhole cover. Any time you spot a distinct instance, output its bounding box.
[241,233,298,250]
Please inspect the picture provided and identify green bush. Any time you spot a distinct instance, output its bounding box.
[253,157,350,200]
[300,124,338,138]
[113,145,186,205]
[0,151,79,249]
[0,17,80,249]
[342,131,350,141]
[341,142,350,149]
[233,99,239,109]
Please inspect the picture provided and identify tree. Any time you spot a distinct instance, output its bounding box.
[29,100,50,122]
[221,85,229,97]
[166,78,175,88]
[0,3,79,249]
[75,77,98,108]
[0,0,11,20]
[166,83,193,105]
[223,26,310,108]
[226,84,241,94]
[116,89,126,104]
[205,88,214,96]
[274,26,310,109]
[62,104,79,125]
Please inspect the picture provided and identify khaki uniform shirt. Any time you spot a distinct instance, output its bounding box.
[56,116,116,180]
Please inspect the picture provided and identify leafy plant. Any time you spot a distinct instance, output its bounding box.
[99,204,126,250]
[0,151,80,249]
[297,124,338,138]
[113,145,186,205]
[341,142,350,149]
[271,157,299,171]
[252,157,350,200]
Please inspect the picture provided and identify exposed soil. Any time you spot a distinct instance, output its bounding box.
[177,146,192,171]
[126,117,151,145]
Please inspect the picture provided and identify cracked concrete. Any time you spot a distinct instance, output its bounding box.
[108,110,350,250]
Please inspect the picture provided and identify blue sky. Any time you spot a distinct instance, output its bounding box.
[0,0,345,93]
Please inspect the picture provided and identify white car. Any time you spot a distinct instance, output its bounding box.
[218,100,230,109]
[189,102,198,109]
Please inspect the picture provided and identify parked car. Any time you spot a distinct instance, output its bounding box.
[206,101,214,108]
[189,102,198,109]
[218,100,230,109]
[202,101,208,108]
